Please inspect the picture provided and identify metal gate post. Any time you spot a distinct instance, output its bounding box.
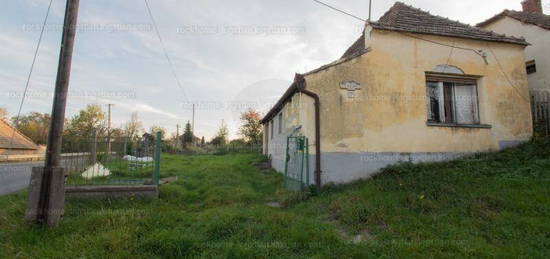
[305,138,309,187]
[299,137,304,190]
[153,131,161,185]
[284,136,290,186]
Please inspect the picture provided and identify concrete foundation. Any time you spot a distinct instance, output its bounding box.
[317,151,472,185]
[273,151,482,186]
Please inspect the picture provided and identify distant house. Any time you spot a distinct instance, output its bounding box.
[0,119,40,155]
[261,2,533,186]
[478,0,550,92]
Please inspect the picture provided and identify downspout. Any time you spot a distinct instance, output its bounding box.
[295,75,322,188]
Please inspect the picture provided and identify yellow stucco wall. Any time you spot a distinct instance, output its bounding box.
[297,28,533,154]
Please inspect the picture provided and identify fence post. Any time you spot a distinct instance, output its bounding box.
[545,92,549,137]
[123,137,128,156]
[153,131,161,185]
[90,129,97,165]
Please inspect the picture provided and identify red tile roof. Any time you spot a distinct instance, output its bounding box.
[260,2,530,124]
[371,2,528,45]
[477,10,550,30]
[0,119,39,150]
[340,34,365,59]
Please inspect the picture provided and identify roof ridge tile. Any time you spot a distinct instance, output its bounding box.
[373,2,528,45]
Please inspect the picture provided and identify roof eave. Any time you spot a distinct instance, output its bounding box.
[260,48,371,125]
[478,10,550,31]
[476,10,509,28]
[0,145,39,150]
[260,74,304,124]
[370,25,529,46]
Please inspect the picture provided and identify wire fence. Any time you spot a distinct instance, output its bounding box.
[64,133,161,186]
[531,91,550,138]
[165,143,262,155]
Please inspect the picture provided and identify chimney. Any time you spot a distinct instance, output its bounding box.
[521,0,543,13]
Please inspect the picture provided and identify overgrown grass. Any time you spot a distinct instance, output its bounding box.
[1,141,549,258]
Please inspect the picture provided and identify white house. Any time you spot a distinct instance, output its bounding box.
[478,0,550,92]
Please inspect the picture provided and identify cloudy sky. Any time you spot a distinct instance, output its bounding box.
[2,0,549,139]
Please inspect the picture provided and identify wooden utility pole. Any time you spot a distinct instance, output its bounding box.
[25,0,80,227]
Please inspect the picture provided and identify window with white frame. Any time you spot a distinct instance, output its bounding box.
[426,72,480,125]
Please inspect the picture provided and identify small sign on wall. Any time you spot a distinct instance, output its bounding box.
[340,80,361,99]
[340,80,361,91]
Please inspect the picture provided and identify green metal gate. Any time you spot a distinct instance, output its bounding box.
[284,136,309,191]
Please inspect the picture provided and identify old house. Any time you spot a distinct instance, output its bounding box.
[0,119,39,155]
[478,0,550,92]
[261,2,533,186]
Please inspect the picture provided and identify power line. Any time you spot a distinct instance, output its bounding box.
[8,0,54,150]
[402,32,488,63]
[143,0,190,103]
[311,0,487,63]
[312,0,366,22]
[487,45,531,103]
[313,0,529,104]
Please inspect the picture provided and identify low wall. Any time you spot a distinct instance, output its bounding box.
[272,145,525,186]
[317,152,470,185]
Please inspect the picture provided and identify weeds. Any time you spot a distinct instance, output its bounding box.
[1,141,549,257]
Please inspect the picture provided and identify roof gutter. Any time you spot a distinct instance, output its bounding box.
[261,74,322,187]
[296,77,322,188]
[260,75,302,125]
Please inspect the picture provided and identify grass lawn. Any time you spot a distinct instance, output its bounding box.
[1,141,549,258]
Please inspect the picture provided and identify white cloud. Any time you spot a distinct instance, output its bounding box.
[3,0,542,140]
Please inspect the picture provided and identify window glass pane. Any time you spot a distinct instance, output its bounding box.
[526,60,536,74]
[443,82,455,123]
[426,81,441,122]
[454,84,477,124]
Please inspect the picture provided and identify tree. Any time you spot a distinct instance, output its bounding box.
[0,107,8,120]
[150,125,166,140]
[64,104,106,139]
[12,112,51,145]
[124,112,142,141]
[229,138,246,146]
[182,121,194,146]
[200,136,205,146]
[238,109,263,144]
[109,128,126,140]
[211,120,229,145]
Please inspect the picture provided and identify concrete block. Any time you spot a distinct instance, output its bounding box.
[24,167,65,227]
[65,185,159,199]
[24,167,44,223]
